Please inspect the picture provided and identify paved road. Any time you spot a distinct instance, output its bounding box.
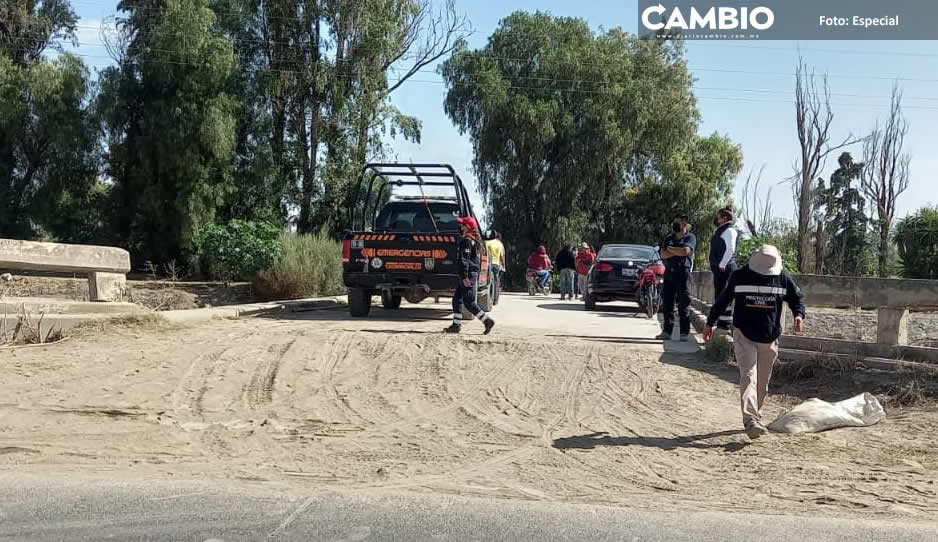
[294,291,699,354]
[2,474,936,542]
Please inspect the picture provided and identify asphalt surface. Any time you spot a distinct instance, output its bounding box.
[2,474,937,542]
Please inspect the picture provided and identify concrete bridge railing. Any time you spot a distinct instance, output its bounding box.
[691,271,938,346]
[0,239,131,302]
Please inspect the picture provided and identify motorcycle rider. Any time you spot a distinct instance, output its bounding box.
[444,216,495,335]
[527,246,553,290]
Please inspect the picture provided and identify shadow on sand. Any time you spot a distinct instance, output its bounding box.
[536,303,648,319]
[553,430,748,453]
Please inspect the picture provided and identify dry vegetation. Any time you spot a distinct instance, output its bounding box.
[0,308,65,348]
[0,273,254,311]
[67,313,172,337]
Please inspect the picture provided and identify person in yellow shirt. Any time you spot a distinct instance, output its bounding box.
[485,231,506,306]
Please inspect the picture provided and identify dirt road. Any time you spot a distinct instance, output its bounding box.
[2,293,937,520]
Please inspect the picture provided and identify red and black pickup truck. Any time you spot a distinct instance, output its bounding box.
[342,163,492,317]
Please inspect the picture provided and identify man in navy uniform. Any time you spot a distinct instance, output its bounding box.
[704,245,806,440]
[657,213,697,342]
[444,216,495,335]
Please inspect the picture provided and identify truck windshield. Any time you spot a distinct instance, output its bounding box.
[375,201,461,232]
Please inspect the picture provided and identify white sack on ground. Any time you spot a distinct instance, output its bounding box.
[767,392,886,433]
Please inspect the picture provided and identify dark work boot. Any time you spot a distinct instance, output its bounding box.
[443,324,462,334]
[483,318,495,335]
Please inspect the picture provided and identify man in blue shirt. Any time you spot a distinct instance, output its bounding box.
[657,213,697,342]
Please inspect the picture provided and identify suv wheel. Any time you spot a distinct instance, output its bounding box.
[349,288,372,317]
[381,291,402,309]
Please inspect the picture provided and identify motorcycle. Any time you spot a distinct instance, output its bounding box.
[635,259,665,318]
[526,269,552,296]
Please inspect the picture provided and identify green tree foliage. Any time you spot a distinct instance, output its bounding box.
[2,0,465,276]
[737,224,799,274]
[0,0,97,240]
[814,152,875,276]
[895,206,938,280]
[0,0,77,67]
[99,0,239,264]
[198,220,282,281]
[211,0,459,237]
[441,12,741,275]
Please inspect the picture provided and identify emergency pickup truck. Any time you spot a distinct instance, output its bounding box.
[342,163,492,317]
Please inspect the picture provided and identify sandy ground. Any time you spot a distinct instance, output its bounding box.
[2,293,937,521]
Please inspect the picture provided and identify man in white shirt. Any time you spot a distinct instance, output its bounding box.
[709,206,738,332]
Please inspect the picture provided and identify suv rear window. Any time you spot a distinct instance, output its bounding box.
[375,201,461,232]
[598,246,656,260]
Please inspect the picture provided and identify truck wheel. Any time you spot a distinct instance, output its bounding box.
[381,291,402,309]
[348,288,372,317]
[584,293,597,310]
[478,289,493,312]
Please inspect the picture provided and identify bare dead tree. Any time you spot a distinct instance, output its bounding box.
[791,55,859,273]
[861,83,911,278]
[101,16,129,64]
[385,0,471,94]
[740,164,772,237]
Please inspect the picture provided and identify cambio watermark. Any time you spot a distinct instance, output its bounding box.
[638,0,938,40]
[641,4,775,33]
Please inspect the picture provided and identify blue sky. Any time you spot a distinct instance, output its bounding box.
[68,0,938,230]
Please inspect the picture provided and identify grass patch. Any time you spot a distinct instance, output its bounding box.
[701,334,735,364]
[254,232,344,301]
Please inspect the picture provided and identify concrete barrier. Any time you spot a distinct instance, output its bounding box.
[690,294,938,361]
[691,270,938,347]
[691,271,938,310]
[0,239,131,302]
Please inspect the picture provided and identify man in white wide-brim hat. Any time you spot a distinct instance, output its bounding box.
[703,244,806,440]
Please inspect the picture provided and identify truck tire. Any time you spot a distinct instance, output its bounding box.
[478,289,493,312]
[381,291,402,309]
[348,288,372,317]
[584,293,597,311]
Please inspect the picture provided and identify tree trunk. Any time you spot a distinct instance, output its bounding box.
[814,224,826,275]
[878,220,891,277]
[296,10,322,234]
[797,172,812,273]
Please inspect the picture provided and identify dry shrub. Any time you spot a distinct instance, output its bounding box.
[69,313,171,337]
[878,364,938,408]
[254,232,344,301]
[131,287,197,311]
[0,309,64,346]
[702,334,735,364]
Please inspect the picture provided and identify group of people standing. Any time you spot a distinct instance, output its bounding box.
[524,242,596,301]
[657,206,807,440]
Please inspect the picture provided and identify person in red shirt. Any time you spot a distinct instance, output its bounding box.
[575,242,595,299]
[527,245,552,287]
